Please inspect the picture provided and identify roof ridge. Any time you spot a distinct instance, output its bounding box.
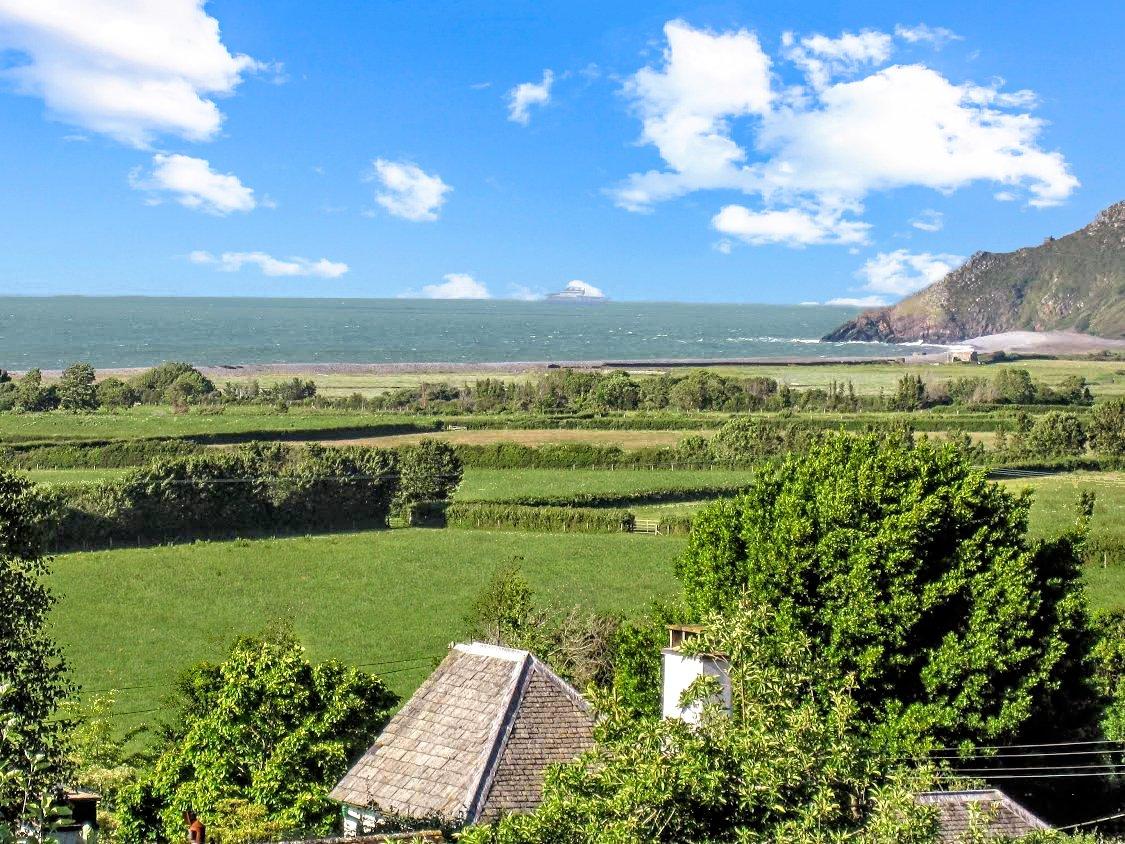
[464,651,533,823]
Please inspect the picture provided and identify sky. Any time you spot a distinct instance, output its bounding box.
[0,0,1121,305]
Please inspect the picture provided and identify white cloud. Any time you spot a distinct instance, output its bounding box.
[714,239,733,254]
[825,295,890,307]
[612,21,1078,239]
[404,273,491,299]
[611,19,773,211]
[370,158,451,222]
[190,250,348,278]
[783,29,893,90]
[0,0,262,147]
[130,153,255,215]
[712,204,870,247]
[507,69,554,125]
[855,249,963,296]
[910,209,944,232]
[895,24,962,47]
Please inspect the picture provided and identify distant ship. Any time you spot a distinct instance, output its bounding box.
[546,280,608,303]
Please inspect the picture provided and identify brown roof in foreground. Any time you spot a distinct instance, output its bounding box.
[330,642,594,824]
[917,790,1052,841]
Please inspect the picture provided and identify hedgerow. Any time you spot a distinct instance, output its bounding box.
[445,502,634,533]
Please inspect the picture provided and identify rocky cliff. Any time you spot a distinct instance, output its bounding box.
[823,201,1125,343]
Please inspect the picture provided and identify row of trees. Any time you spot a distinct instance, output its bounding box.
[996,401,1125,459]
[1,362,1095,417]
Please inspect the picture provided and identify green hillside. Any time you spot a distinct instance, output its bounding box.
[825,201,1125,343]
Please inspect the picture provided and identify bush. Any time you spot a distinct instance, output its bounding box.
[1024,411,1088,457]
[1089,399,1125,456]
[2,438,197,469]
[58,362,98,412]
[129,362,214,404]
[95,377,139,409]
[46,443,402,550]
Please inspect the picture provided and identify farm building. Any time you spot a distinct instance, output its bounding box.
[330,642,594,830]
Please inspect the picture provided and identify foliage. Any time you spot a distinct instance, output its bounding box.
[708,415,817,463]
[676,432,1094,748]
[465,562,619,689]
[1090,399,1125,456]
[394,440,463,523]
[116,629,397,844]
[2,439,197,470]
[1024,411,1089,457]
[57,363,98,413]
[128,363,214,405]
[13,371,57,413]
[46,443,402,550]
[0,470,73,826]
[445,502,634,534]
[94,378,139,410]
[461,603,939,844]
[610,599,687,718]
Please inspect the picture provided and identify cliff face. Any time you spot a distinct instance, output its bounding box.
[824,201,1125,343]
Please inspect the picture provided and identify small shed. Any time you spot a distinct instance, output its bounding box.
[917,789,1052,840]
[330,642,594,830]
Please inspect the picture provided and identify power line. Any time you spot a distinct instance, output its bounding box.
[927,738,1125,755]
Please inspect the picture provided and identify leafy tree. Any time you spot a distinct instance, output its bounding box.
[708,416,814,464]
[591,371,640,411]
[461,603,939,844]
[0,471,73,827]
[394,440,463,522]
[466,563,619,690]
[1024,411,1088,457]
[129,363,214,405]
[1089,399,1125,456]
[57,363,98,413]
[992,368,1037,404]
[1055,374,1094,405]
[13,370,57,413]
[166,371,214,406]
[676,432,1093,748]
[94,377,139,409]
[116,629,397,843]
[891,373,927,410]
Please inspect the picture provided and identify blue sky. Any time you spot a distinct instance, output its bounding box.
[0,0,1121,304]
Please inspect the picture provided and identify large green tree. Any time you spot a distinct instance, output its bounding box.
[0,471,73,828]
[116,630,396,843]
[57,363,98,413]
[462,604,940,844]
[676,432,1093,748]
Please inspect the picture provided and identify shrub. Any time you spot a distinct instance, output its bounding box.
[129,362,214,404]
[95,377,139,409]
[1089,399,1125,456]
[1024,411,1088,457]
[14,368,58,412]
[58,362,98,412]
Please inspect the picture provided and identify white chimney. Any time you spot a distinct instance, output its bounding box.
[661,625,731,724]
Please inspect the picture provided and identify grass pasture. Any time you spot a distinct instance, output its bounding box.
[49,529,682,739]
[456,467,752,502]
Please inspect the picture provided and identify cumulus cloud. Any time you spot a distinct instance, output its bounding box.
[712,204,870,247]
[507,69,554,125]
[612,20,1078,241]
[130,153,255,215]
[782,29,893,89]
[895,24,962,47]
[370,158,451,222]
[0,0,263,147]
[910,209,944,232]
[401,273,491,299]
[190,250,348,278]
[611,20,773,212]
[855,249,964,296]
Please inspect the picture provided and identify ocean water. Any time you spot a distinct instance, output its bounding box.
[0,297,941,369]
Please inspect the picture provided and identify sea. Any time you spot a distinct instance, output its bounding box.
[0,297,946,370]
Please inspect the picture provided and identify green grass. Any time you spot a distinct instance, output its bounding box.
[49,528,682,738]
[24,468,130,485]
[0,406,436,444]
[999,471,1125,545]
[455,467,753,502]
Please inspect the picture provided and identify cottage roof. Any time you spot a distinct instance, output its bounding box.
[917,789,1051,841]
[330,642,594,824]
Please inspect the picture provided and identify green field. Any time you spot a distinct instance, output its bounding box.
[0,406,437,443]
[49,529,682,736]
[24,467,130,485]
[455,467,752,502]
[999,472,1125,545]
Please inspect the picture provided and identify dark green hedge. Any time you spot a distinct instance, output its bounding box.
[479,484,750,509]
[1,438,198,469]
[45,443,399,551]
